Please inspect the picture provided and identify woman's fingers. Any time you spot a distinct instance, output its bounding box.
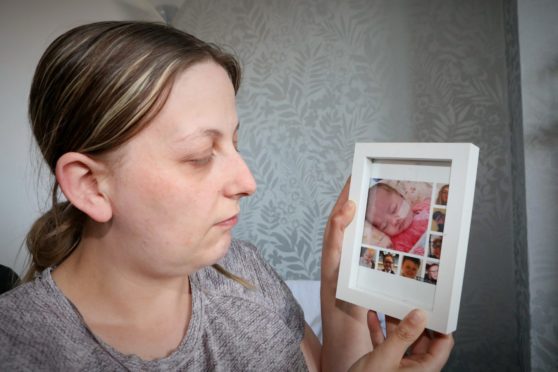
[367,310,385,348]
[380,309,428,363]
[385,314,399,337]
[320,177,373,371]
[419,332,454,370]
[330,177,351,216]
[350,309,433,372]
[321,177,354,284]
[408,330,431,355]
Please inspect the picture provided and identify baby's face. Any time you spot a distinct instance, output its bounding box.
[366,187,413,236]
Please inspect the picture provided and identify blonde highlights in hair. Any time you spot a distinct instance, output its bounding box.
[24,21,246,284]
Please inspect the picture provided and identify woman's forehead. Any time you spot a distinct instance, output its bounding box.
[142,62,238,141]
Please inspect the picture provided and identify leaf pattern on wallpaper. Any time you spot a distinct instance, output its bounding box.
[173,1,556,370]
[405,0,529,369]
[521,9,558,365]
[175,0,406,281]
[525,139,558,371]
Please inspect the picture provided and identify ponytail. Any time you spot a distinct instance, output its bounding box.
[22,185,85,282]
[212,264,254,289]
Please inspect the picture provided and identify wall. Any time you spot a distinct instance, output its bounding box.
[175,0,526,370]
[175,0,417,279]
[408,1,527,369]
[518,1,558,370]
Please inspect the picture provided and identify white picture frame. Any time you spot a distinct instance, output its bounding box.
[336,143,479,334]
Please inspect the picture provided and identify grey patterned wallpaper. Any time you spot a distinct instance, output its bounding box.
[503,0,530,370]
[173,0,555,370]
[403,1,523,370]
[175,0,418,279]
[518,1,558,371]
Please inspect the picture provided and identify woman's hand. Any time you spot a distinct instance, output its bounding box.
[321,177,373,371]
[321,177,355,293]
[350,310,454,372]
[320,178,454,371]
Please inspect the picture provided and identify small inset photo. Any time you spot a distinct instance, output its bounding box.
[435,184,449,206]
[429,235,443,259]
[424,262,439,285]
[399,256,422,281]
[358,247,376,269]
[378,251,399,274]
[431,208,446,233]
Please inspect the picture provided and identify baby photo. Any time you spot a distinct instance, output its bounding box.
[362,179,433,255]
[358,247,376,269]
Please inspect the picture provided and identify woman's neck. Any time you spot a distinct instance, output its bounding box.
[51,230,193,360]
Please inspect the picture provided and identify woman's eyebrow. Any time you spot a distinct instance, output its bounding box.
[175,122,240,143]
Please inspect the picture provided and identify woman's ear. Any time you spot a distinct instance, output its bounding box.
[55,152,112,223]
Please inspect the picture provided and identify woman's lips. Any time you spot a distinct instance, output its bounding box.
[216,215,238,228]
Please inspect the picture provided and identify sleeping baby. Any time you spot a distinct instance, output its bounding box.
[362,182,430,255]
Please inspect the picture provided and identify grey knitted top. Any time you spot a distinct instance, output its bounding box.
[0,240,307,371]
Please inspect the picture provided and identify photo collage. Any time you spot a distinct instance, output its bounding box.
[359,179,449,286]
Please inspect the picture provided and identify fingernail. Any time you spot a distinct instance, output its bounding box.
[344,200,355,212]
[408,309,425,326]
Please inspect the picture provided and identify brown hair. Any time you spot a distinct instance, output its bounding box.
[24,21,249,286]
[402,256,420,267]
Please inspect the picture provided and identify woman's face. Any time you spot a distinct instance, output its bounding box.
[103,61,256,276]
[440,186,449,204]
[366,186,413,237]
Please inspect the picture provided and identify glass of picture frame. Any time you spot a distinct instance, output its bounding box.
[336,142,479,334]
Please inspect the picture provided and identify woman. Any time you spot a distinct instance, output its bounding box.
[0,21,452,370]
[436,184,449,206]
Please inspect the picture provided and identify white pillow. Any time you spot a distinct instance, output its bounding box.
[286,279,386,343]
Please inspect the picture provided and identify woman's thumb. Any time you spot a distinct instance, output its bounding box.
[382,309,427,360]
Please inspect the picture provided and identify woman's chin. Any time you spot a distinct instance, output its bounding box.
[211,235,233,262]
[182,235,233,272]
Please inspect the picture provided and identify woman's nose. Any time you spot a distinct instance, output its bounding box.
[224,151,257,198]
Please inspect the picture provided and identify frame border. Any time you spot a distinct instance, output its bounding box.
[336,142,479,334]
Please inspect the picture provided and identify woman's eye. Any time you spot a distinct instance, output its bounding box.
[189,155,213,166]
